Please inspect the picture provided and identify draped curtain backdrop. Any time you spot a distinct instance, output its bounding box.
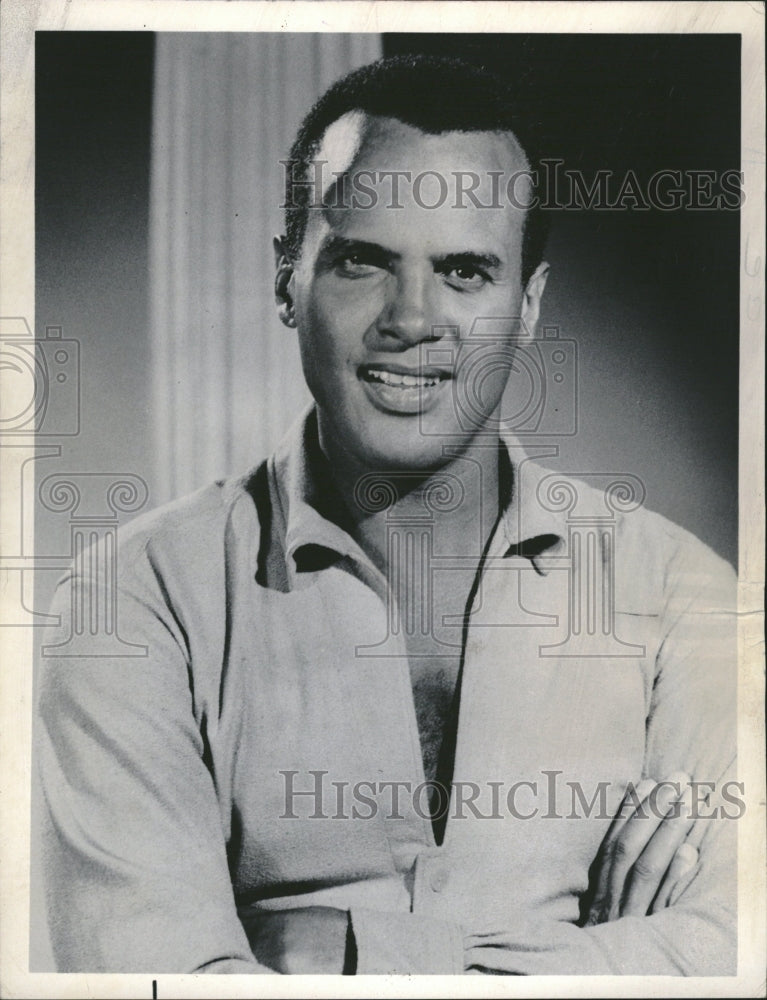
[149,34,382,504]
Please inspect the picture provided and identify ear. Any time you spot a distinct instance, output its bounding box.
[520,261,550,336]
[273,235,297,329]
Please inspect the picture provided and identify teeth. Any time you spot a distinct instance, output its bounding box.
[367,369,441,388]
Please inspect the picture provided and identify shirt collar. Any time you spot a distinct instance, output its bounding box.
[269,406,569,581]
[497,439,570,554]
[270,406,374,583]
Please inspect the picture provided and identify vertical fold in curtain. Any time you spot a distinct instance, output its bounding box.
[149,33,382,504]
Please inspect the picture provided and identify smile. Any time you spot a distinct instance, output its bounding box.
[363,369,445,388]
[358,364,451,415]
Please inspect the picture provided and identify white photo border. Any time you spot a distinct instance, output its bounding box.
[1,2,764,997]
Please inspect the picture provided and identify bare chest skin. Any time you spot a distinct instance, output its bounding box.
[327,440,505,816]
[402,564,480,788]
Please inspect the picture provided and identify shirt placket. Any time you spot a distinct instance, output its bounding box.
[316,549,439,876]
[406,514,517,915]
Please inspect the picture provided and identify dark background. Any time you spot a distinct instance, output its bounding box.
[35,32,740,570]
[385,33,741,568]
[36,32,155,490]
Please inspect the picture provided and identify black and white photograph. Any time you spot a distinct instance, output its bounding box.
[0,2,764,997]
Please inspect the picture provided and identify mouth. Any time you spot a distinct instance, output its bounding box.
[358,363,452,414]
[361,364,449,388]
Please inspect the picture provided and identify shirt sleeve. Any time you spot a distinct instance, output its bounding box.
[353,536,738,976]
[35,535,270,974]
[349,908,465,974]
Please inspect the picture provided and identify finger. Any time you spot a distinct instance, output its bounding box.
[650,842,699,914]
[621,780,695,917]
[586,778,657,924]
[606,779,658,843]
[604,771,689,920]
[590,778,656,912]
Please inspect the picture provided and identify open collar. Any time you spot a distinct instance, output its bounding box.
[269,406,570,585]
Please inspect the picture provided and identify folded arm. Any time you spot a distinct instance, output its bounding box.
[36,544,269,974]
[343,537,739,975]
[37,530,736,976]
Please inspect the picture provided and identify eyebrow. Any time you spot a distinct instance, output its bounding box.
[437,251,503,273]
[318,236,391,262]
[318,236,504,272]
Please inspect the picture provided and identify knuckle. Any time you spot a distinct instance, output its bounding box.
[586,900,611,926]
[632,856,660,881]
[611,838,631,862]
[674,843,698,867]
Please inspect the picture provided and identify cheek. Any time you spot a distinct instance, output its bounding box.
[447,285,525,339]
[453,331,521,422]
[299,282,382,357]
[458,357,515,420]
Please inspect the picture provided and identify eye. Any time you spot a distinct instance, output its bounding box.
[441,264,490,290]
[335,253,383,277]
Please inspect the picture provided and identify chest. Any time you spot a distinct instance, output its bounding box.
[207,562,652,849]
[401,564,480,783]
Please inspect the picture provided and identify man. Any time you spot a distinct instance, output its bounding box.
[37,55,737,975]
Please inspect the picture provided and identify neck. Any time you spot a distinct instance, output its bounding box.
[318,426,505,575]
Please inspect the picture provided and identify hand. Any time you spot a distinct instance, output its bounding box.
[583,772,699,925]
[240,905,351,974]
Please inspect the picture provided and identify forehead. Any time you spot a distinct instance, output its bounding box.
[340,113,526,170]
[307,114,531,255]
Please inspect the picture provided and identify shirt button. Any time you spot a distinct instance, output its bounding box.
[429,867,449,893]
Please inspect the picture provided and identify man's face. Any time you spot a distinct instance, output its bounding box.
[279,116,548,473]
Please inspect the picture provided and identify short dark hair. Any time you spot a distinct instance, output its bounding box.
[283,54,549,286]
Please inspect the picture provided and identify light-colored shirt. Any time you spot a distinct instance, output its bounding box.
[36,408,737,975]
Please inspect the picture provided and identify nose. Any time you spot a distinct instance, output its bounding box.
[374,270,438,347]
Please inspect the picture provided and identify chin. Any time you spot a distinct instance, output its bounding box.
[351,429,462,475]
